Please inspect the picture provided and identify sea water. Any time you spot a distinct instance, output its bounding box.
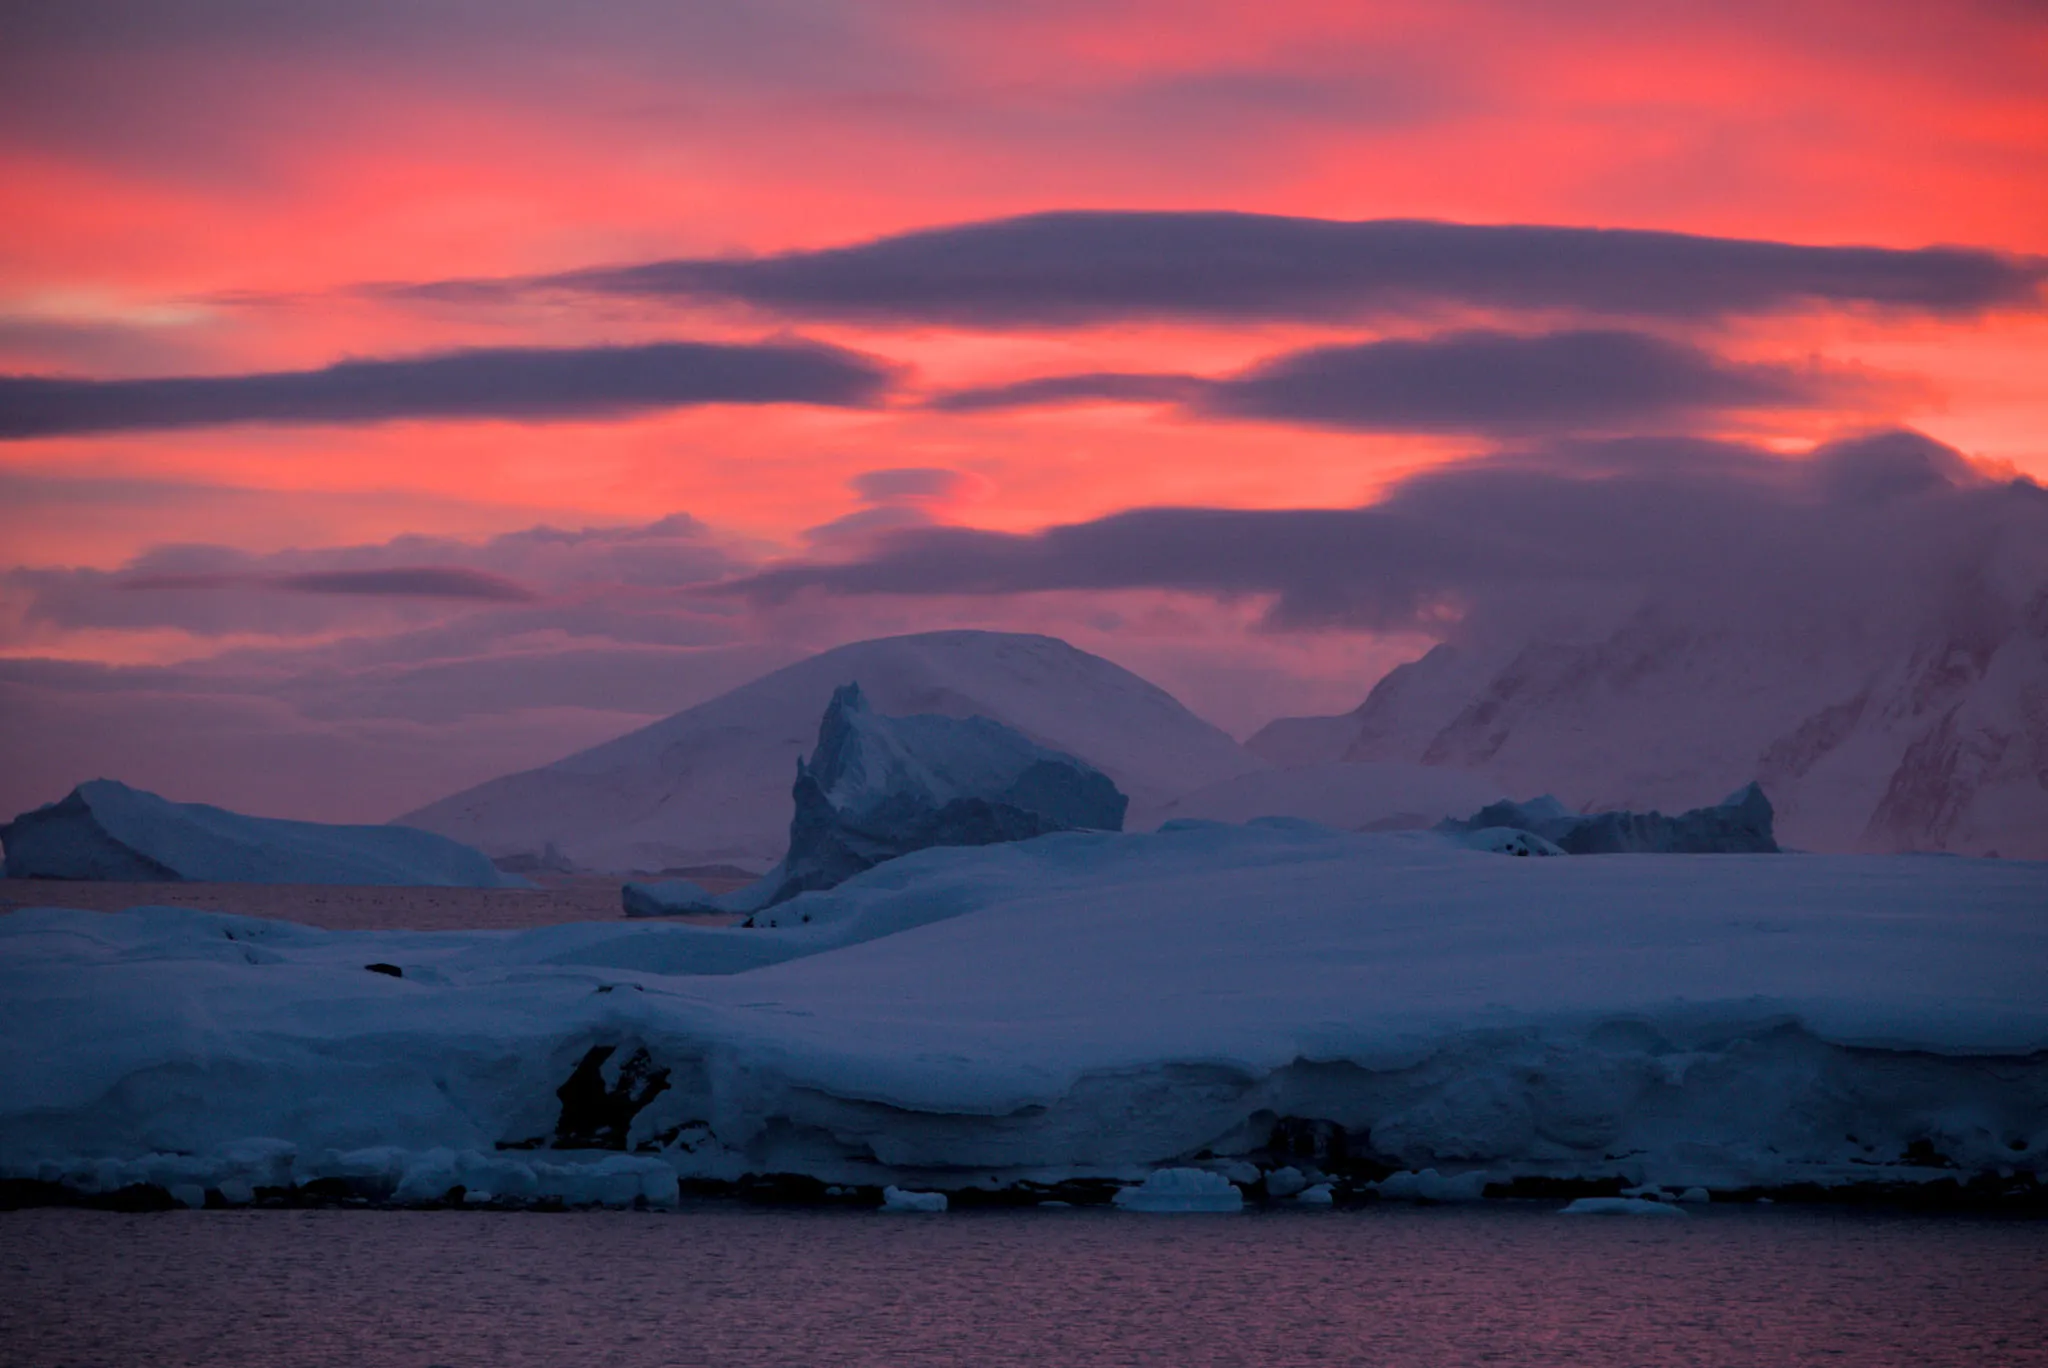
[3,1204,2043,1366]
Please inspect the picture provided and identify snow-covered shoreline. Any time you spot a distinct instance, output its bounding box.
[4,823,2044,1211]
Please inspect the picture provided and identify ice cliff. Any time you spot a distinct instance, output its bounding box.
[0,779,527,888]
[4,821,2043,1209]
[1439,783,1780,854]
[624,682,1127,915]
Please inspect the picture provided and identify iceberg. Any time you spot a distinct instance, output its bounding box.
[401,630,1256,874]
[1,779,527,888]
[2,821,2044,1208]
[1112,1168,1245,1212]
[624,682,1127,916]
[1440,783,1780,855]
[881,1185,948,1212]
[1561,1197,1688,1217]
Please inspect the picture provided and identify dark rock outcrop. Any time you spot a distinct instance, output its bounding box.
[1440,782,1780,854]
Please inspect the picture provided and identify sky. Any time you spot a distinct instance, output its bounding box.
[2,0,2045,821]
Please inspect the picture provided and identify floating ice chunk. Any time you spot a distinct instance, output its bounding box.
[882,1185,948,1212]
[1113,1167,1244,1212]
[1265,1166,1308,1197]
[216,1179,254,1206]
[1678,1187,1712,1204]
[1373,1169,1491,1203]
[1561,1196,1688,1217]
[1296,1183,1335,1205]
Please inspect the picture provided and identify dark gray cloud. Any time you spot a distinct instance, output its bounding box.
[0,339,892,439]
[114,566,537,601]
[509,212,2044,326]
[6,515,742,642]
[274,567,539,601]
[849,467,973,502]
[724,430,2042,631]
[932,330,1860,435]
[931,373,1206,413]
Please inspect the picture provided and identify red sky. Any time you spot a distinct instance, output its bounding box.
[1,0,2044,819]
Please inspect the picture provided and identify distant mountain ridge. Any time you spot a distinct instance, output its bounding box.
[401,630,1259,873]
[1250,582,2048,858]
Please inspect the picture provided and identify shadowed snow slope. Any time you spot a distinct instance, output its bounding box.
[3,823,2043,1202]
[401,631,1257,873]
[626,682,1125,915]
[1,779,525,888]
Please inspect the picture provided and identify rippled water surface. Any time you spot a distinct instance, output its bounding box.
[3,1204,2044,1367]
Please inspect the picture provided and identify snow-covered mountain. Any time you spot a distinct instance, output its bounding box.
[1249,580,2048,858]
[401,630,1259,873]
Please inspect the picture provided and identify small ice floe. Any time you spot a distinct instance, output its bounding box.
[881,1186,947,1212]
[1113,1167,1244,1212]
[1264,1166,1308,1198]
[1295,1183,1335,1206]
[1372,1169,1489,1203]
[1561,1196,1688,1217]
[1677,1187,1712,1204]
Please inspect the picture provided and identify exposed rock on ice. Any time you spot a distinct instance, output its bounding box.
[1440,784,1779,855]
[3,821,2043,1207]
[1,779,527,888]
[624,682,1126,915]
[1561,1197,1688,1217]
[1113,1168,1245,1212]
[401,630,1258,873]
[1452,827,1567,857]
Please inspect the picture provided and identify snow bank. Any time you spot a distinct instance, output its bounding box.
[1,780,526,887]
[1440,784,1779,855]
[625,682,1125,915]
[3,822,2045,1206]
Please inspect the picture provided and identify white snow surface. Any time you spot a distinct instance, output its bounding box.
[1136,762,1503,832]
[399,631,1259,873]
[3,821,2045,1204]
[1,779,525,888]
